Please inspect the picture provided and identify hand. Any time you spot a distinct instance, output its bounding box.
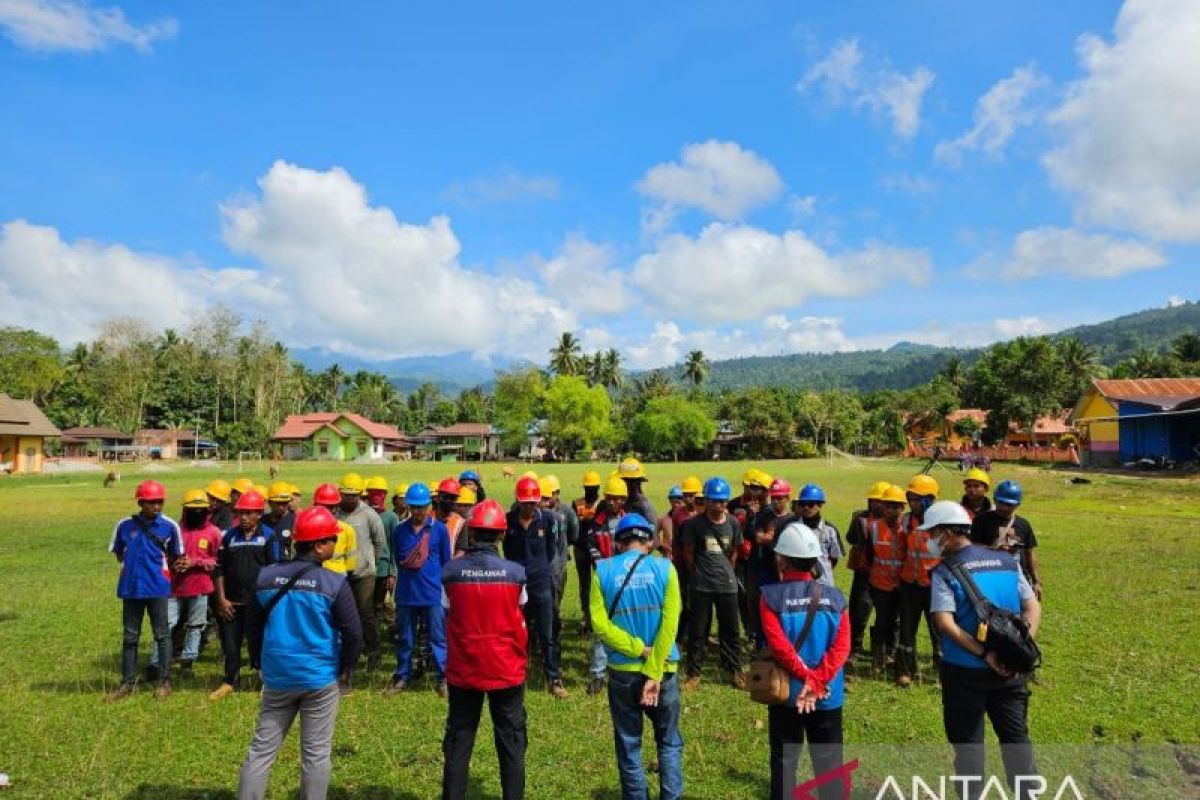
[640,679,661,707]
[216,599,235,622]
[795,684,819,714]
[1033,581,1043,601]
[173,556,190,572]
[640,645,653,660]
[386,576,396,592]
[984,650,1012,677]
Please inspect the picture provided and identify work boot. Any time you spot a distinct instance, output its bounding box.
[549,680,569,700]
[179,660,194,680]
[382,679,408,697]
[729,670,748,690]
[587,676,606,696]
[104,683,136,703]
[682,675,701,692]
[435,681,448,699]
[208,682,235,701]
[154,681,173,700]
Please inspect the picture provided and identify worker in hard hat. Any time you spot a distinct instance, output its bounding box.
[655,485,684,558]
[435,478,467,555]
[264,481,296,561]
[210,490,282,701]
[335,473,388,672]
[105,480,183,702]
[927,501,1041,794]
[288,483,302,514]
[793,484,843,588]
[538,476,572,644]
[457,468,487,501]
[679,475,703,514]
[746,478,793,647]
[149,489,221,682]
[617,457,658,525]
[453,485,477,518]
[971,480,1042,600]
[680,477,745,692]
[896,475,942,687]
[231,477,255,508]
[960,468,993,520]
[572,470,603,634]
[731,469,772,641]
[670,477,703,646]
[237,506,363,800]
[583,474,631,693]
[312,484,357,576]
[207,479,235,530]
[392,482,410,522]
[759,524,850,800]
[505,476,569,699]
[365,476,397,622]
[844,482,891,659]
[867,485,908,678]
[385,483,452,697]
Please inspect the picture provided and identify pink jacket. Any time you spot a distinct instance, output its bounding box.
[172,523,221,597]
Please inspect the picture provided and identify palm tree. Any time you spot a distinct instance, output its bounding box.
[583,353,602,386]
[939,355,966,396]
[548,332,583,376]
[1171,333,1200,363]
[683,350,710,386]
[601,348,623,389]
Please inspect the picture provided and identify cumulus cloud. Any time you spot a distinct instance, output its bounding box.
[630,222,931,324]
[1167,295,1185,308]
[441,167,559,206]
[636,140,784,223]
[619,316,856,370]
[533,234,631,316]
[219,161,573,360]
[1044,0,1200,241]
[967,226,1167,280]
[797,38,935,139]
[0,0,176,52]
[935,64,1047,166]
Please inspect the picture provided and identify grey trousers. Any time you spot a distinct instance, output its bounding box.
[237,682,341,800]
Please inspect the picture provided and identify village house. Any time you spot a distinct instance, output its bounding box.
[0,394,62,474]
[271,412,404,461]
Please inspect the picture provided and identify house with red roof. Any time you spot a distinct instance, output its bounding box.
[1070,378,1200,465]
[271,412,404,461]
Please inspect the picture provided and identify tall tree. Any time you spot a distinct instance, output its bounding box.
[0,327,63,404]
[548,331,584,376]
[967,337,1070,444]
[1057,336,1104,404]
[1171,332,1200,363]
[492,367,546,454]
[683,350,710,386]
[630,394,717,460]
[542,375,614,459]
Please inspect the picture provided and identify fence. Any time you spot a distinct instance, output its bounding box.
[905,439,1081,465]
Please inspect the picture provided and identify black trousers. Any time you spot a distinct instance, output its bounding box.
[940,663,1037,800]
[897,581,941,677]
[350,575,379,658]
[442,683,526,800]
[675,567,690,646]
[523,592,560,682]
[768,705,844,800]
[219,604,251,685]
[686,589,741,676]
[868,586,901,657]
[574,547,592,629]
[847,570,873,651]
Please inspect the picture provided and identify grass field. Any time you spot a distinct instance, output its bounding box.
[1,457,1198,798]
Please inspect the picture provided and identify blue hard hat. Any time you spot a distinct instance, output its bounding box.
[798,483,827,504]
[458,469,481,483]
[703,477,733,501]
[668,484,683,500]
[994,480,1023,506]
[614,513,653,540]
[405,483,432,507]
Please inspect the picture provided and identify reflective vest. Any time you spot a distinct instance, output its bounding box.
[443,513,465,551]
[573,497,597,527]
[867,518,905,591]
[900,513,941,587]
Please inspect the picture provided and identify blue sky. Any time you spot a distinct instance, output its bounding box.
[0,0,1196,368]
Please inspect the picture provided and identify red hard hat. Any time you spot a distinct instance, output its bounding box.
[312,482,341,506]
[134,480,166,501]
[769,478,792,498]
[293,506,341,543]
[234,490,266,512]
[515,476,541,503]
[467,499,507,531]
[437,477,462,497]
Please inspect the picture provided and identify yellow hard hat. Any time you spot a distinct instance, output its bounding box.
[252,484,268,498]
[907,474,940,498]
[394,482,410,497]
[538,477,555,499]
[458,486,477,505]
[742,469,771,489]
[617,457,647,481]
[603,475,629,498]
[582,470,602,487]
[681,475,703,495]
[365,475,389,492]
[287,483,301,497]
[963,468,991,488]
[881,485,908,504]
[183,488,209,509]
[232,478,255,495]
[267,481,292,503]
[755,469,773,488]
[544,474,561,494]
[427,480,440,493]
[866,481,891,501]
[339,473,366,494]
[206,479,232,503]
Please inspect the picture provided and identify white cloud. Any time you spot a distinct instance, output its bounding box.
[621,316,856,370]
[219,161,574,360]
[1167,295,1185,308]
[967,226,1167,280]
[797,38,935,139]
[1044,0,1200,241]
[636,140,784,221]
[993,316,1053,337]
[630,222,931,324]
[441,167,559,205]
[880,172,935,195]
[533,234,631,316]
[935,64,1047,166]
[0,0,176,52]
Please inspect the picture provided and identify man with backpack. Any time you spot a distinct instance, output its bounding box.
[971,480,1043,600]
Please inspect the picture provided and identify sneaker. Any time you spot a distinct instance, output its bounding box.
[586,677,606,695]
[730,671,748,690]
[682,676,701,692]
[208,682,235,701]
[896,675,913,688]
[383,679,408,697]
[154,681,173,700]
[549,680,569,700]
[104,683,136,703]
[179,661,194,680]
[435,681,448,699]
[143,664,162,683]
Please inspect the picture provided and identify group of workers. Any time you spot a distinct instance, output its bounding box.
[106,458,1044,800]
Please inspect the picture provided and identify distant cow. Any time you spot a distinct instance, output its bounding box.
[104,471,120,488]
[502,467,515,480]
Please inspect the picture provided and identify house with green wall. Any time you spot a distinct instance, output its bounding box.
[272,412,404,461]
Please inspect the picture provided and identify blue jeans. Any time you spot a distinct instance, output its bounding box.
[590,638,608,678]
[151,595,208,666]
[607,670,684,800]
[394,604,446,681]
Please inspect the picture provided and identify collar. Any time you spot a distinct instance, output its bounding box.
[780,570,815,582]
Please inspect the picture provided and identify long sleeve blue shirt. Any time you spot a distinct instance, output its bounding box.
[391,516,452,607]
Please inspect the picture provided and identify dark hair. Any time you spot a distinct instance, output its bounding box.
[781,555,818,573]
[470,529,501,544]
[295,540,316,555]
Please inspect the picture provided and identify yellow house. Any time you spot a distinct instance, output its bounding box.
[1070,383,1120,465]
[0,393,62,474]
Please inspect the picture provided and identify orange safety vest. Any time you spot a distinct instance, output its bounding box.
[900,513,941,587]
[573,497,597,526]
[867,517,905,591]
[444,513,465,551]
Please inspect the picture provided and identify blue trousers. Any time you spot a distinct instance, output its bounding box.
[394,604,446,681]
[607,670,684,800]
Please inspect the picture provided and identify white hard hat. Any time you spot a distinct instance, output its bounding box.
[918,500,973,530]
[775,523,822,559]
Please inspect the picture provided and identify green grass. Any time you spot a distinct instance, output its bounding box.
[1,458,1198,798]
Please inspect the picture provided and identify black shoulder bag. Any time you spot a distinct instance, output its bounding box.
[948,560,1041,674]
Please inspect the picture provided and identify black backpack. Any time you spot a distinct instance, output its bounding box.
[948,560,1042,675]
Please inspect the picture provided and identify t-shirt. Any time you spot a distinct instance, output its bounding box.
[680,514,741,595]
[970,512,1038,561]
[930,557,1035,613]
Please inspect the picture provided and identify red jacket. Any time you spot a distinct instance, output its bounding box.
[442,545,528,691]
[172,523,221,597]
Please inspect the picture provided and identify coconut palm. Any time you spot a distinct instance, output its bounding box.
[683,350,710,386]
[548,331,584,376]
[1171,333,1200,363]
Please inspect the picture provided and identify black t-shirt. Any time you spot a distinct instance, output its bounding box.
[680,513,742,594]
[970,511,1037,554]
